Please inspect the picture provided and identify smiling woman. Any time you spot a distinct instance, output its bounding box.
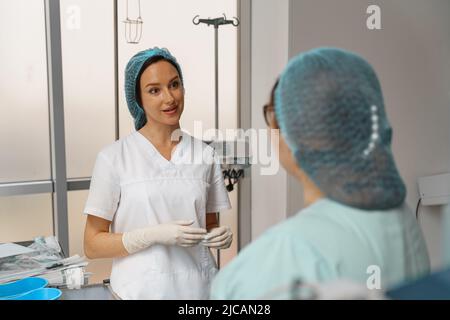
[82,47,232,300]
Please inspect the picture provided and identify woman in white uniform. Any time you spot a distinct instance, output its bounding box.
[83,47,232,299]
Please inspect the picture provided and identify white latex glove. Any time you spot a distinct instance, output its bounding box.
[202,226,233,249]
[122,220,207,254]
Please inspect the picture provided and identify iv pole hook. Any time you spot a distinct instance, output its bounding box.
[192,15,200,25]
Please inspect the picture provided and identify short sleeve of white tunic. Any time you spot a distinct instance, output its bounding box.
[83,152,120,221]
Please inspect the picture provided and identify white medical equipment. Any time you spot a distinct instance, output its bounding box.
[418,173,450,206]
[417,172,450,266]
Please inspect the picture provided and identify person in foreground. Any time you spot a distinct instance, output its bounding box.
[210,47,430,299]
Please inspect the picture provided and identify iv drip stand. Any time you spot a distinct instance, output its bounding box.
[193,14,239,268]
[193,14,239,130]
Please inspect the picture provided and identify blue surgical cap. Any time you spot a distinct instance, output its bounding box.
[274,47,406,210]
[125,47,184,130]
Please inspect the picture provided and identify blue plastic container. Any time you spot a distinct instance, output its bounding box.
[12,288,62,300]
[0,277,48,300]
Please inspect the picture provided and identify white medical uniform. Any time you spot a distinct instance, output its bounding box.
[83,130,231,299]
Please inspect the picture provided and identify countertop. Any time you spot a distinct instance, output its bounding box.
[60,282,119,300]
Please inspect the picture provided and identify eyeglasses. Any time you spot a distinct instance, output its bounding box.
[263,104,278,128]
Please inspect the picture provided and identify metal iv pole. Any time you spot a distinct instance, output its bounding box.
[192,14,239,268]
[193,14,239,131]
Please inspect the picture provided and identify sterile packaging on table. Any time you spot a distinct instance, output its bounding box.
[0,236,89,289]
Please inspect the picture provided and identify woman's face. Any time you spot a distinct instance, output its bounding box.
[139,60,184,127]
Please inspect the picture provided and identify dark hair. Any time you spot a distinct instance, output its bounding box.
[270,78,279,106]
[135,56,183,107]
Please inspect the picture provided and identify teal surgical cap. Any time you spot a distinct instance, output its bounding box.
[274,47,406,210]
[125,47,184,130]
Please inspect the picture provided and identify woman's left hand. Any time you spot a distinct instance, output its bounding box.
[202,226,233,249]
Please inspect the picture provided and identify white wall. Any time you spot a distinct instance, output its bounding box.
[286,0,450,270]
[250,0,290,239]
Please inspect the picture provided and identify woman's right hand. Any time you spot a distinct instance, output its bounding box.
[122,220,207,254]
[153,220,207,247]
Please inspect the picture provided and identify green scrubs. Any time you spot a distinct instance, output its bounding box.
[211,198,430,299]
